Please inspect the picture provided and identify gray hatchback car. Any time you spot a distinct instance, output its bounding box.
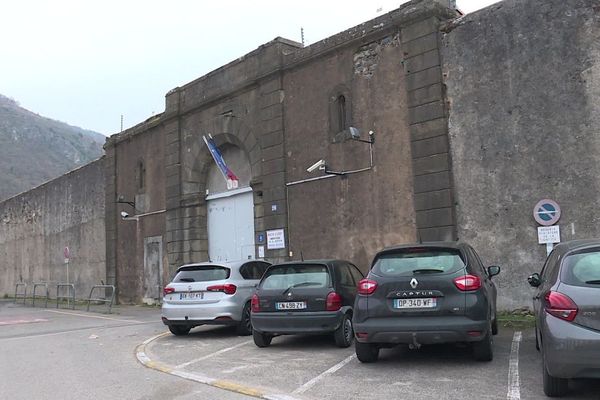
[528,240,600,397]
[353,242,500,363]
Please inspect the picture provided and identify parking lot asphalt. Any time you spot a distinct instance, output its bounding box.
[2,300,599,400]
[144,323,600,400]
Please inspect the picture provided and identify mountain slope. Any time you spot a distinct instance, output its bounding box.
[0,94,105,201]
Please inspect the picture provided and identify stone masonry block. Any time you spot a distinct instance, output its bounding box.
[259,90,284,109]
[412,153,449,176]
[416,207,454,228]
[260,131,284,148]
[403,32,439,58]
[260,78,282,95]
[262,186,286,202]
[413,171,451,193]
[409,101,445,125]
[263,214,287,229]
[408,83,443,108]
[262,172,286,189]
[406,66,442,91]
[262,158,285,175]
[411,118,448,141]
[262,117,284,135]
[401,16,440,43]
[262,144,284,162]
[418,226,455,242]
[411,135,448,158]
[404,49,440,74]
[414,189,453,211]
[260,104,283,121]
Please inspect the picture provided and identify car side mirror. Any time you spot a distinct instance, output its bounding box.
[487,265,501,278]
[528,272,542,287]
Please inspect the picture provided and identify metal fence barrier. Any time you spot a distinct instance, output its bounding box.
[14,283,27,304]
[87,285,115,313]
[56,283,75,310]
[32,283,49,308]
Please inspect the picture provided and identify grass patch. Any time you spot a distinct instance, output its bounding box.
[498,310,535,329]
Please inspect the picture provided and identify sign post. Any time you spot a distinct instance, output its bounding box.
[533,200,561,255]
[64,246,70,307]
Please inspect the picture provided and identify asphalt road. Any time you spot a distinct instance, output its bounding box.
[1,299,599,400]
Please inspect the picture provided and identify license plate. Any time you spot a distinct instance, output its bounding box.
[276,301,307,310]
[393,298,436,309]
[179,292,204,300]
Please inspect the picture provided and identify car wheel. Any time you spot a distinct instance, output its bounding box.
[535,324,540,351]
[355,341,379,363]
[236,302,252,336]
[542,348,568,397]
[334,314,354,348]
[492,316,498,335]
[253,330,273,348]
[473,322,493,361]
[168,325,191,336]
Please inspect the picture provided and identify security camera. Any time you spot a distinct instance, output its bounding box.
[306,159,326,173]
[348,126,361,139]
[120,211,129,219]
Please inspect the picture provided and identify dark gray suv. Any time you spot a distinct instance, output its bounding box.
[353,242,500,363]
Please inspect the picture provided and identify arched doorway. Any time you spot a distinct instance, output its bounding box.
[206,144,255,262]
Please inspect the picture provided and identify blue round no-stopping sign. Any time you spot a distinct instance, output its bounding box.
[533,199,561,226]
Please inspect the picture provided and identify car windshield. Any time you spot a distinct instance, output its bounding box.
[173,265,230,283]
[372,248,466,276]
[562,249,600,287]
[260,264,331,290]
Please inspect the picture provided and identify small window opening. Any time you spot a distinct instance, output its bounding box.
[337,95,347,132]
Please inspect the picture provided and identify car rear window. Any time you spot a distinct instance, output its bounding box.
[173,265,230,283]
[372,248,466,276]
[260,264,331,290]
[562,249,600,287]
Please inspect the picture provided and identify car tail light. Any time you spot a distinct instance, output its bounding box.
[206,284,237,295]
[326,292,342,311]
[544,291,578,322]
[357,279,378,295]
[163,287,175,295]
[251,294,260,312]
[453,274,481,291]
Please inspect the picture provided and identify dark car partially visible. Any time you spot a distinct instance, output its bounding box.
[528,240,600,397]
[250,260,364,348]
[353,242,500,363]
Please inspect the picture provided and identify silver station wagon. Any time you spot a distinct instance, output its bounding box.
[161,260,271,336]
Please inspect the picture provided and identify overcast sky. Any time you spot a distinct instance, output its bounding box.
[1,0,499,136]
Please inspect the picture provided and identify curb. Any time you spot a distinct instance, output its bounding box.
[135,332,302,400]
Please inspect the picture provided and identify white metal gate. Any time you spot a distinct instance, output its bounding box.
[207,188,255,262]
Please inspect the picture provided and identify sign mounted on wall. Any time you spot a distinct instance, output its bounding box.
[533,199,561,226]
[266,229,286,250]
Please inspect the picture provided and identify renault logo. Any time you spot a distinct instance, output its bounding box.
[410,278,418,289]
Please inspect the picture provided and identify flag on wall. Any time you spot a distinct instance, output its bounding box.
[203,135,239,189]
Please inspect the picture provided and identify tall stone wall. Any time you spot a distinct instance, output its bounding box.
[0,158,106,299]
[442,0,600,309]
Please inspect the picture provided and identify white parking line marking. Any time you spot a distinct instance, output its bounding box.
[507,331,522,400]
[46,309,144,323]
[175,340,253,369]
[292,354,356,394]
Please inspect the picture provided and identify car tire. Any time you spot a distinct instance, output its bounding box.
[334,314,354,348]
[542,348,568,397]
[355,341,379,363]
[168,325,191,336]
[236,302,252,336]
[253,330,273,348]
[535,325,540,351]
[473,322,493,361]
[492,316,498,335]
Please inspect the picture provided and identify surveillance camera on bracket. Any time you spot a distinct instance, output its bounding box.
[120,211,129,219]
[306,159,326,173]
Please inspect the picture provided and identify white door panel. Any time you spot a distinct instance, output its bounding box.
[207,190,255,262]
